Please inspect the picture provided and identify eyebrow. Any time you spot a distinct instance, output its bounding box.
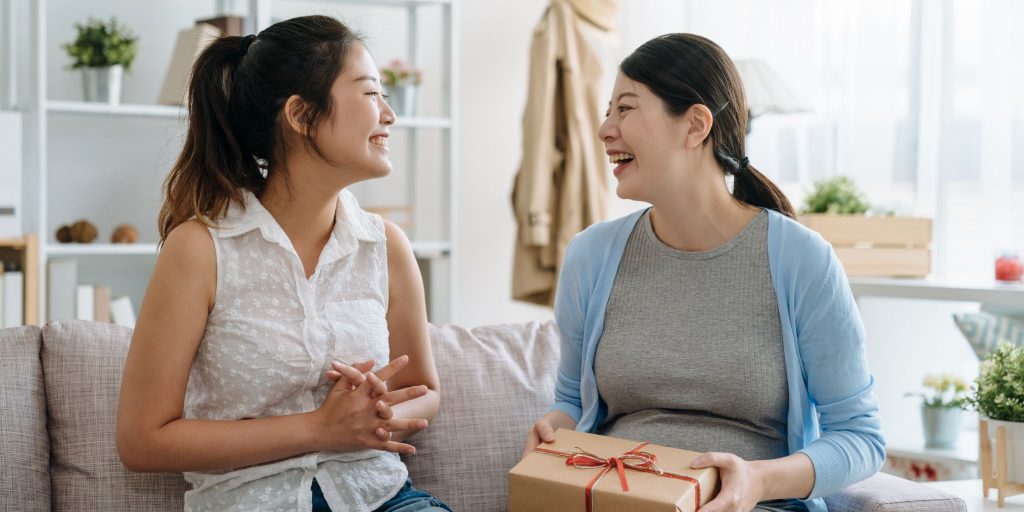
[354,75,379,83]
[608,92,639,105]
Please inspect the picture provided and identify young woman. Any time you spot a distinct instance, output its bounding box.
[524,34,885,512]
[115,15,450,512]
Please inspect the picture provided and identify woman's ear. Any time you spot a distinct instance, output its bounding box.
[682,104,714,149]
[282,94,310,136]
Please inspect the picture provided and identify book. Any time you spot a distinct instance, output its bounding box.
[47,259,77,322]
[158,23,222,105]
[75,284,95,322]
[94,286,112,323]
[110,296,135,329]
[3,262,22,327]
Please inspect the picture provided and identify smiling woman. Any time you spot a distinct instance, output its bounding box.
[115,15,450,512]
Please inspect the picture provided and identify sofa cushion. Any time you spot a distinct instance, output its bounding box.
[0,325,49,512]
[403,321,559,511]
[824,472,966,512]
[41,320,189,511]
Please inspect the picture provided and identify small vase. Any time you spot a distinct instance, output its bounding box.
[986,418,1024,482]
[81,64,123,104]
[388,84,418,117]
[921,405,962,449]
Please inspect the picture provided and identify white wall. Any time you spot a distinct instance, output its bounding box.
[453,0,553,327]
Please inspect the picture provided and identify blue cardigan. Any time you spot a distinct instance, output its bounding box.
[548,208,885,510]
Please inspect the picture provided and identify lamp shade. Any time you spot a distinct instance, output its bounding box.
[734,59,809,117]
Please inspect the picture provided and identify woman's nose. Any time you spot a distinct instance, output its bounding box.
[598,117,616,142]
[380,97,396,125]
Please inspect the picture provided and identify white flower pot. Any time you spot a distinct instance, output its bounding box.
[81,64,123,104]
[388,84,418,117]
[986,419,1024,482]
[921,405,962,449]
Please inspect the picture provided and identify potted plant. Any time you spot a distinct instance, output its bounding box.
[381,59,423,117]
[970,341,1024,481]
[798,176,932,277]
[63,17,138,104]
[906,373,970,448]
[802,176,870,215]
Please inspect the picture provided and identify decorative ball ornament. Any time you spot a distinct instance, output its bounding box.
[69,220,98,243]
[55,219,99,243]
[111,224,139,244]
[56,225,73,243]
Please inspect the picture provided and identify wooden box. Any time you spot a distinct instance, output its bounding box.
[799,214,932,278]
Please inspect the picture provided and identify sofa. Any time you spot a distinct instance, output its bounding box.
[1,319,967,511]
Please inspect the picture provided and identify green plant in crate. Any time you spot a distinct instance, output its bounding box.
[968,341,1024,422]
[802,176,870,214]
[63,17,139,70]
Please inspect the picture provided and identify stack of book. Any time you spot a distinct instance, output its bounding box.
[47,259,135,327]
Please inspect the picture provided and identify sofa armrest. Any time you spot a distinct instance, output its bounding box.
[824,472,966,512]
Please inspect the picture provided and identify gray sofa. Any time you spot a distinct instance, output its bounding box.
[1,319,965,511]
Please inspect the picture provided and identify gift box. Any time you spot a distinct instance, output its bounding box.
[509,429,719,511]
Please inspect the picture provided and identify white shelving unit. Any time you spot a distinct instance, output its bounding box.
[19,0,458,323]
[850,277,1024,308]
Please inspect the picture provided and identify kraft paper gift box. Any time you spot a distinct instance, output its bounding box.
[509,428,719,512]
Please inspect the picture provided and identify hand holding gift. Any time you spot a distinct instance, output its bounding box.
[523,410,578,459]
[689,452,766,512]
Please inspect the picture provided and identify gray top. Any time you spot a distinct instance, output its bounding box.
[596,209,800,506]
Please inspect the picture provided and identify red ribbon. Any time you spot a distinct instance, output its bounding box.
[534,442,703,512]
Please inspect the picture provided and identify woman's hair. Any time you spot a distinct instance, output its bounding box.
[620,34,796,218]
[158,15,364,242]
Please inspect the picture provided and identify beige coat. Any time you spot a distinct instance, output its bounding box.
[512,0,608,305]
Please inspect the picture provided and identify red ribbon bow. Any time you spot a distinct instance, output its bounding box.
[535,442,702,512]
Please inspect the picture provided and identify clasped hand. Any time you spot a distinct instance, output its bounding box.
[312,354,428,455]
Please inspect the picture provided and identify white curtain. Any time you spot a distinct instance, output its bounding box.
[617,0,1024,280]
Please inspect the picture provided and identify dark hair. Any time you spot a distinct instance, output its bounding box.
[620,34,796,219]
[159,15,364,242]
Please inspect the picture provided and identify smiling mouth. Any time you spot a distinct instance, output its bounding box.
[609,152,635,176]
[370,135,389,148]
[608,152,635,165]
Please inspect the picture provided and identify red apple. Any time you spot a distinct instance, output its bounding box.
[996,255,1024,282]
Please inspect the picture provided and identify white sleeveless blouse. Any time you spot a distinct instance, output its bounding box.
[182,190,407,511]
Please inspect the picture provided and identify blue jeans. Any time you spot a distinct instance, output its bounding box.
[312,478,452,512]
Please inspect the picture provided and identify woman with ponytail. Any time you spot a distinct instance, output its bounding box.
[115,15,450,512]
[524,34,884,511]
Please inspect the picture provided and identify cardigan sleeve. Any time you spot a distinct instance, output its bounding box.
[547,236,586,423]
[794,243,886,498]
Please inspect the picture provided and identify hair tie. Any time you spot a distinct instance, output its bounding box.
[737,156,750,173]
[240,34,257,56]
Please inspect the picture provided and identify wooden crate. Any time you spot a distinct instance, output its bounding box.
[799,214,932,278]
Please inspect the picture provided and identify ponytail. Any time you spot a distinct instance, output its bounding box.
[158,16,364,242]
[158,36,260,241]
[731,164,796,219]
